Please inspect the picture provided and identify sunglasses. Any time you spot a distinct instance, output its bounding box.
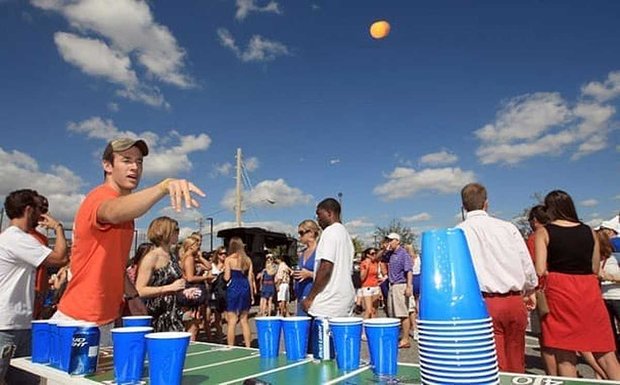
[368,251,377,255]
[298,229,310,236]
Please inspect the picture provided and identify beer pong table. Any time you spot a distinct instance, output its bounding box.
[12,342,618,385]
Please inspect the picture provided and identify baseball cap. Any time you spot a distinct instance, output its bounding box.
[599,216,620,234]
[386,232,401,241]
[102,137,149,159]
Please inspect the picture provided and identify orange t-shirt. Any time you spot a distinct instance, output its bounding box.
[361,258,380,287]
[58,184,134,325]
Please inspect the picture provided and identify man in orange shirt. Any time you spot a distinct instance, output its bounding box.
[52,138,205,346]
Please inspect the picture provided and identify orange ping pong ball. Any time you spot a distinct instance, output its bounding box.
[370,20,391,39]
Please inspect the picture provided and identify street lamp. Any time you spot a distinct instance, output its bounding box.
[206,217,214,251]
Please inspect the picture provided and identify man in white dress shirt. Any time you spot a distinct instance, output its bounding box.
[457,183,538,374]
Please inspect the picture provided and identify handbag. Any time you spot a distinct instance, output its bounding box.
[535,289,549,317]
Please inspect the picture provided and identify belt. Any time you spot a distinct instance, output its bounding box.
[481,290,522,298]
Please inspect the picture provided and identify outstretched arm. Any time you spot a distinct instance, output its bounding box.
[98,179,206,224]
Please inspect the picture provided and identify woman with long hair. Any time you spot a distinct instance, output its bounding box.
[135,217,187,332]
[535,190,620,379]
[179,235,210,340]
[359,247,383,319]
[206,246,227,341]
[294,219,320,316]
[224,237,256,347]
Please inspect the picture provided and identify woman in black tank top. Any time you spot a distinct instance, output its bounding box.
[534,190,620,379]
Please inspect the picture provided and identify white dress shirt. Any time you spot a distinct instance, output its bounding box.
[457,210,538,293]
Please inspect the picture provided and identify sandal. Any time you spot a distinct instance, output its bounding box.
[398,341,411,349]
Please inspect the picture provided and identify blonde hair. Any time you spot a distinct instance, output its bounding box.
[228,236,251,270]
[180,235,200,261]
[404,244,418,258]
[298,219,321,238]
[147,216,178,247]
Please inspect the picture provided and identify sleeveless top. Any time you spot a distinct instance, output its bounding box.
[546,223,594,274]
[143,260,185,332]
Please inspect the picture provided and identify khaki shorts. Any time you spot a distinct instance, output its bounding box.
[387,283,410,318]
[361,286,381,297]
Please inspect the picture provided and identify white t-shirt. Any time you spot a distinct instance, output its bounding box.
[601,254,620,300]
[309,222,355,318]
[0,226,51,330]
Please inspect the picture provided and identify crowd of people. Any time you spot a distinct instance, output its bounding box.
[0,136,619,384]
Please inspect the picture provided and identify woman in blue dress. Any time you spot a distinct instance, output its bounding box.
[294,219,320,316]
[257,255,277,316]
[224,236,256,347]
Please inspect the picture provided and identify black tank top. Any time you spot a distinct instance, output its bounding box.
[546,223,594,274]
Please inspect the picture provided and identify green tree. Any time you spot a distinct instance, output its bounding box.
[513,192,544,237]
[351,237,364,256]
[374,219,419,252]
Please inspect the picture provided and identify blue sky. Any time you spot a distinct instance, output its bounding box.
[1,0,618,247]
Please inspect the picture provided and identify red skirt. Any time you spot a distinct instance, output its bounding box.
[541,272,615,352]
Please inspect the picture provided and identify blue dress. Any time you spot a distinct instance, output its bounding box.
[296,250,316,316]
[226,269,251,313]
[261,271,275,299]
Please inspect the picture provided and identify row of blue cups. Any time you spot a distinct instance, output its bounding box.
[255,316,401,377]
[31,315,153,370]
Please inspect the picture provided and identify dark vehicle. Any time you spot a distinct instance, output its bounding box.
[217,227,297,302]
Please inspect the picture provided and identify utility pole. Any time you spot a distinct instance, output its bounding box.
[235,148,243,227]
[198,217,204,234]
[206,217,214,251]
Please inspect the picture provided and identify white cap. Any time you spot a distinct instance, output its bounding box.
[599,216,620,234]
[386,232,401,241]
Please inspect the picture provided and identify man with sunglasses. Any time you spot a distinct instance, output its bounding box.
[0,189,68,385]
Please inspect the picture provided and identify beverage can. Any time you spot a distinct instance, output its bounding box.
[69,325,100,376]
[311,317,334,360]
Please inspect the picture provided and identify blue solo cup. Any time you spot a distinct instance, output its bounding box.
[145,332,191,385]
[281,316,311,361]
[255,316,282,358]
[57,321,84,372]
[122,316,153,327]
[419,228,489,321]
[363,318,400,377]
[47,320,59,368]
[31,320,50,364]
[111,326,153,384]
[329,317,363,372]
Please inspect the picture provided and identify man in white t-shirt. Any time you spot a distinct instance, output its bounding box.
[0,189,68,385]
[301,198,355,317]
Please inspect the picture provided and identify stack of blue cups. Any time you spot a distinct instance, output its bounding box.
[418,228,499,385]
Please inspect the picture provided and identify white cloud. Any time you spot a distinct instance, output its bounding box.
[0,147,85,224]
[579,199,598,207]
[107,102,119,112]
[475,72,619,165]
[373,167,476,201]
[67,116,211,178]
[54,32,138,87]
[235,0,281,21]
[32,0,194,107]
[329,159,340,165]
[345,218,375,230]
[581,71,620,102]
[244,157,259,172]
[615,194,620,200]
[402,212,432,222]
[212,162,233,177]
[419,150,458,166]
[221,178,312,210]
[159,207,202,224]
[217,28,289,63]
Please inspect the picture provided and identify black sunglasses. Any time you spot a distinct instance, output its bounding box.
[298,229,310,236]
